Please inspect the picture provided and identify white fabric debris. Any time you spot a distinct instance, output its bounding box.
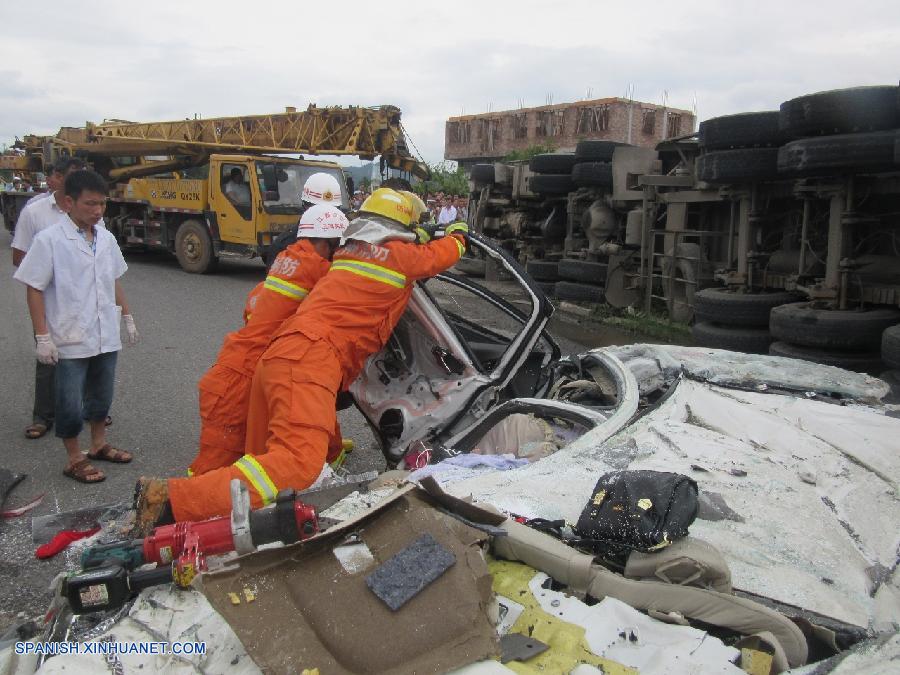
[525,572,742,674]
[409,453,529,485]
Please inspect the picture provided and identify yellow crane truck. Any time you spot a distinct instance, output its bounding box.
[1,105,427,272]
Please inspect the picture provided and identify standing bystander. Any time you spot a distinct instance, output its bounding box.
[11,158,87,439]
[14,170,139,483]
[437,195,458,224]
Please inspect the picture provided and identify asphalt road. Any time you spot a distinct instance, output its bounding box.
[0,233,392,631]
[0,228,607,632]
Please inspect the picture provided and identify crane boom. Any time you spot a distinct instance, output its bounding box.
[2,104,429,180]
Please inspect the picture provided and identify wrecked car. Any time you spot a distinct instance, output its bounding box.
[2,235,898,674]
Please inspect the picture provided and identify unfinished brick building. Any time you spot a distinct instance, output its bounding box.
[445,98,695,167]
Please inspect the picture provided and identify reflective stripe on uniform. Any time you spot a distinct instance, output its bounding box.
[234,455,278,504]
[451,236,465,257]
[331,260,407,289]
[263,276,309,301]
[186,468,194,477]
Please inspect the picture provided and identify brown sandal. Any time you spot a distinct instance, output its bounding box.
[88,444,133,464]
[63,459,106,484]
[25,423,49,439]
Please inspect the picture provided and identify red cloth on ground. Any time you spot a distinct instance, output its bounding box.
[35,527,100,559]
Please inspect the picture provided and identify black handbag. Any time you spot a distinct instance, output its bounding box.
[574,470,699,553]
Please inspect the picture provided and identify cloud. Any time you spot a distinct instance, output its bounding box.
[1,0,898,162]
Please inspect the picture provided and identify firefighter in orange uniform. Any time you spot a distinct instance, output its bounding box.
[185,203,349,479]
[136,188,467,526]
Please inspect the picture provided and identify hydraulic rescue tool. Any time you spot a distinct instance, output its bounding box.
[64,480,319,614]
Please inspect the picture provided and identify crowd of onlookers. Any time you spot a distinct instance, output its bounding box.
[349,188,467,223]
[2,175,37,192]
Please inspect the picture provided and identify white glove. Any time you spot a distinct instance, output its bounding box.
[35,334,58,365]
[123,314,140,346]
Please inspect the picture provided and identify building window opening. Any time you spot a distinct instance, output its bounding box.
[641,109,656,135]
[576,105,610,134]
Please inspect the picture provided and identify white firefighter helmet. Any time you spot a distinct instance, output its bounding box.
[301,172,342,205]
[296,203,349,239]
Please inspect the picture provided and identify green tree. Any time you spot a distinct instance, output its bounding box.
[414,162,469,196]
[502,143,556,162]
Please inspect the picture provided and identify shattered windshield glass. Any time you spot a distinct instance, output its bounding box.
[254,162,348,214]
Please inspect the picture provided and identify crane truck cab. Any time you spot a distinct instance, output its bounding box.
[113,155,348,273]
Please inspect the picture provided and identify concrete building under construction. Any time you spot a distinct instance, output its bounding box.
[445,97,695,167]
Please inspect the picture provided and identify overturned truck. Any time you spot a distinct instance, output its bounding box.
[465,85,900,372]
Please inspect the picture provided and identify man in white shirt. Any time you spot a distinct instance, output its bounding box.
[437,195,458,225]
[11,158,87,440]
[11,159,87,265]
[15,170,139,483]
[224,167,251,206]
[23,160,74,208]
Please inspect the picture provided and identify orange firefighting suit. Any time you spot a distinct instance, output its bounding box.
[242,282,264,324]
[167,228,465,521]
[184,239,337,478]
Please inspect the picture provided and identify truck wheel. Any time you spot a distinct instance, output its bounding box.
[692,322,774,354]
[571,162,613,188]
[525,260,560,282]
[777,131,898,176]
[529,153,578,174]
[575,140,630,162]
[535,281,556,297]
[769,341,883,374]
[469,164,495,184]
[175,219,218,274]
[696,148,779,184]
[557,259,608,285]
[779,85,900,136]
[555,281,604,303]
[881,324,900,370]
[698,111,786,149]
[770,302,900,351]
[693,288,799,327]
[529,174,575,195]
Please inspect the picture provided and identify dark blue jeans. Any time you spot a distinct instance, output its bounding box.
[33,359,55,426]
[55,351,118,439]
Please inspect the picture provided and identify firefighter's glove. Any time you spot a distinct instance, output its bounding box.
[444,221,469,251]
[123,314,140,346]
[35,334,58,365]
[133,477,170,537]
[414,225,431,244]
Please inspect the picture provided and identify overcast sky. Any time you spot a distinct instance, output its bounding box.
[1,1,898,165]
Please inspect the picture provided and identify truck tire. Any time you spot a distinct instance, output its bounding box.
[692,322,774,354]
[175,219,218,274]
[693,288,799,327]
[770,302,900,351]
[696,148,779,184]
[882,324,900,370]
[529,153,578,174]
[525,260,560,281]
[777,130,898,176]
[698,111,786,149]
[769,341,883,374]
[571,162,613,188]
[454,256,486,277]
[529,174,575,195]
[470,164,495,184]
[555,280,604,303]
[535,280,556,298]
[575,140,629,162]
[557,259,608,285]
[779,86,900,136]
